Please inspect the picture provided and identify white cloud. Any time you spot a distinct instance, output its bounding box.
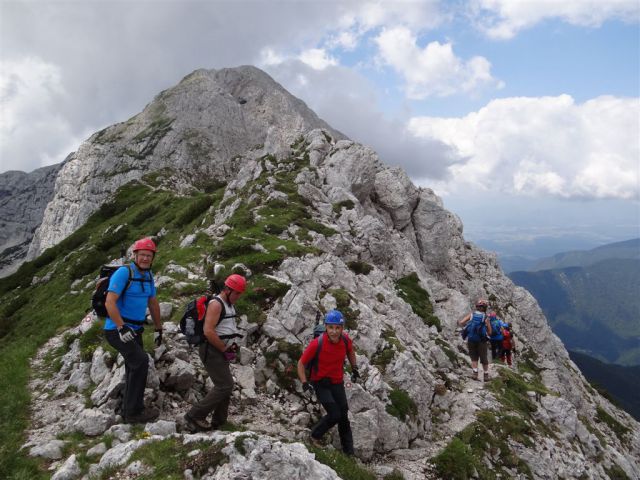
[0,57,84,171]
[374,26,503,98]
[337,0,444,32]
[259,48,286,67]
[471,0,640,39]
[299,48,338,70]
[326,31,359,51]
[265,60,461,180]
[408,95,640,200]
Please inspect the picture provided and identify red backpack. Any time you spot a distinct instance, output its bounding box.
[502,329,512,349]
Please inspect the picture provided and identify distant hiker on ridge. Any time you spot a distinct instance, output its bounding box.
[297,310,359,456]
[184,274,247,432]
[104,237,162,424]
[501,323,516,367]
[488,311,505,361]
[458,299,492,381]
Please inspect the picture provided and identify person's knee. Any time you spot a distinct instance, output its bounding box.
[216,381,234,396]
[128,351,149,369]
[324,404,341,423]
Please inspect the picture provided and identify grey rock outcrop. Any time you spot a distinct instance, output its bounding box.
[51,454,81,480]
[0,162,62,277]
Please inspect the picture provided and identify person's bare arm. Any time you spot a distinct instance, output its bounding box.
[148,297,162,330]
[105,292,125,328]
[203,301,227,351]
[458,313,471,326]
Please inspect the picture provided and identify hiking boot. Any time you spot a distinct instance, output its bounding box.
[309,434,323,448]
[124,407,159,424]
[184,413,211,432]
[471,372,480,381]
[483,372,490,382]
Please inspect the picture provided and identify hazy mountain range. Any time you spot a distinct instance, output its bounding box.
[498,238,640,273]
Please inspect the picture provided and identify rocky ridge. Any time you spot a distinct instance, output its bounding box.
[23,126,640,479]
[0,162,63,277]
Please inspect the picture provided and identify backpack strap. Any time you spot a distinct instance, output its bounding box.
[126,265,154,292]
[115,265,134,302]
[310,334,324,376]
[208,297,242,340]
[210,296,238,320]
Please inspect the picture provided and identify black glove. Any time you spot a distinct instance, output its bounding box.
[302,382,314,395]
[118,324,136,343]
[351,368,361,383]
[154,329,163,347]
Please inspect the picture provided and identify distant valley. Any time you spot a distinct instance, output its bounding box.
[509,245,640,366]
[508,239,640,420]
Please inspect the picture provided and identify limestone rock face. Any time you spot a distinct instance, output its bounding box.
[0,162,63,277]
[27,66,345,258]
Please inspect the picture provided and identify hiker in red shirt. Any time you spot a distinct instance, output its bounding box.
[501,323,517,367]
[297,310,359,456]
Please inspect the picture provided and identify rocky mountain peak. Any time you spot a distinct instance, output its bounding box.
[26,66,345,259]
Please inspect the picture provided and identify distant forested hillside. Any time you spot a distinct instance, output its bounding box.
[570,351,640,420]
[510,258,640,365]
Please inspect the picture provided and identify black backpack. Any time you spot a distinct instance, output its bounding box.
[179,295,239,346]
[91,264,152,318]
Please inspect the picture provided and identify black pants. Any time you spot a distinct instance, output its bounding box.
[105,329,148,417]
[490,339,503,360]
[311,380,354,454]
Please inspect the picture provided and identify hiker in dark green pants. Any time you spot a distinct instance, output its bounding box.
[184,274,247,432]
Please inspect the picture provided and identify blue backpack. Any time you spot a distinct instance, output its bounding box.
[489,317,503,340]
[466,311,487,342]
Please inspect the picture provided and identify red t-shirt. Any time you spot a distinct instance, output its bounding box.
[300,333,353,384]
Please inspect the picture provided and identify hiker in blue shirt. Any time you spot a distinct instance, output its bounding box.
[458,299,492,381]
[104,237,163,424]
[488,311,504,360]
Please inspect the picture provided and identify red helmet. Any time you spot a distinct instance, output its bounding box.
[489,311,497,318]
[224,274,246,293]
[132,237,157,253]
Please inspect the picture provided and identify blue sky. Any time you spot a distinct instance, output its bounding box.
[1,0,638,259]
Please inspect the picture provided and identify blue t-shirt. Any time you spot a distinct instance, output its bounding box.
[104,264,156,331]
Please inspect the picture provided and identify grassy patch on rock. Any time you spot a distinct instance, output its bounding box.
[386,388,417,422]
[394,273,441,331]
[595,406,630,443]
[307,445,376,480]
[433,410,534,479]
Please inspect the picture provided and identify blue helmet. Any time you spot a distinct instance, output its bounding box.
[324,310,345,325]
